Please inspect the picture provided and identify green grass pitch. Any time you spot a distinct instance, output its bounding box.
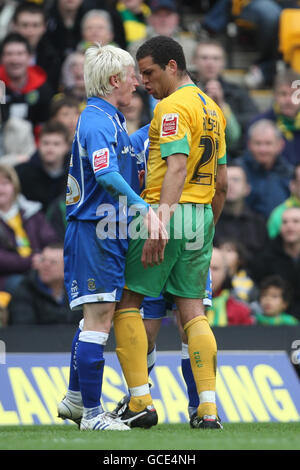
[1,422,300,450]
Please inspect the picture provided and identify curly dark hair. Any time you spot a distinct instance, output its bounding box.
[136,35,187,72]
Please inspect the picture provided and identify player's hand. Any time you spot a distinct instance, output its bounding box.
[143,206,168,241]
[142,207,168,268]
[138,169,145,189]
[141,237,167,268]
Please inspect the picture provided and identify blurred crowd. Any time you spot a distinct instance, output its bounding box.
[1,0,300,329]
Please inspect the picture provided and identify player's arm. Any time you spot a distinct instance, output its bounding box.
[96,171,149,215]
[212,109,228,225]
[86,122,167,242]
[159,153,187,226]
[96,172,168,243]
[211,163,227,225]
[86,122,149,212]
[141,153,187,269]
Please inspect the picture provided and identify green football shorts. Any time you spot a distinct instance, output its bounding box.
[125,203,214,299]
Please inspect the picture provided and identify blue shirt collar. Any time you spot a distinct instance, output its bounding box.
[87,96,125,123]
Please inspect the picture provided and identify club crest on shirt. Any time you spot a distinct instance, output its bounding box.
[93,148,109,172]
[161,113,179,137]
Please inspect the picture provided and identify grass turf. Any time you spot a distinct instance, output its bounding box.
[1,422,300,451]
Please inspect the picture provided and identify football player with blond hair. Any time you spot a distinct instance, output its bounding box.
[58,43,165,432]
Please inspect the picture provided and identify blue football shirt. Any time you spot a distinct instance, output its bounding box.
[66,96,140,221]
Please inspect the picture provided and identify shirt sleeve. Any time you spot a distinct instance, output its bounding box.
[155,102,191,159]
[84,119,119,177]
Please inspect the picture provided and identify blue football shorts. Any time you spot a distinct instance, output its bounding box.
[140,295,173,320]
[64,220,128,310]
[141,269,212,319]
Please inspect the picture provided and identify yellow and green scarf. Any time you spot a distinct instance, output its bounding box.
[274,102,300,141]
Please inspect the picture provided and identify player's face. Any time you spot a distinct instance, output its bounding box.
[260,287,287,316]
[138,55,172,100]
[117,65,139,108]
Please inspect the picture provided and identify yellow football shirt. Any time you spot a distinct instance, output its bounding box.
[142,84,227,205]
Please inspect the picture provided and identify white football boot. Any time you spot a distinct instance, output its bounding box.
[57,396,83,426]
[80,412,131,431]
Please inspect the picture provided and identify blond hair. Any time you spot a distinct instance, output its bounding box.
[84,43,135,98]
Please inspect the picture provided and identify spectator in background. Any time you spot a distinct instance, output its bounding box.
[250,69,300,167]
[46,193,66,243]
[206,247,254,326]
[45,0,126,65]
[119,87,152,135]
[15,121,70,212]
[49,95,80,146]
[116,0,151,47]
[237,119,293,218]
[201,0,283,88]
[77,9,116,52]
[214,163,268,258]
[192,39,258,152]
[0,164,58,293]
[250,207,300,320]
[217,238,257,303]
[8,242,82,325]
[205,78,241,155]
[59,50,86,111]
[12,2,61,92]
[252,275,298,326]
[44,0,84,65]
[268,164,300,239]
[128,0,198,70]
[0,117,36,166]
[0,32,54,131]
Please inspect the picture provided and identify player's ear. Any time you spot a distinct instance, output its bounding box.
[110,74,120,88]
[167,59,178,74]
